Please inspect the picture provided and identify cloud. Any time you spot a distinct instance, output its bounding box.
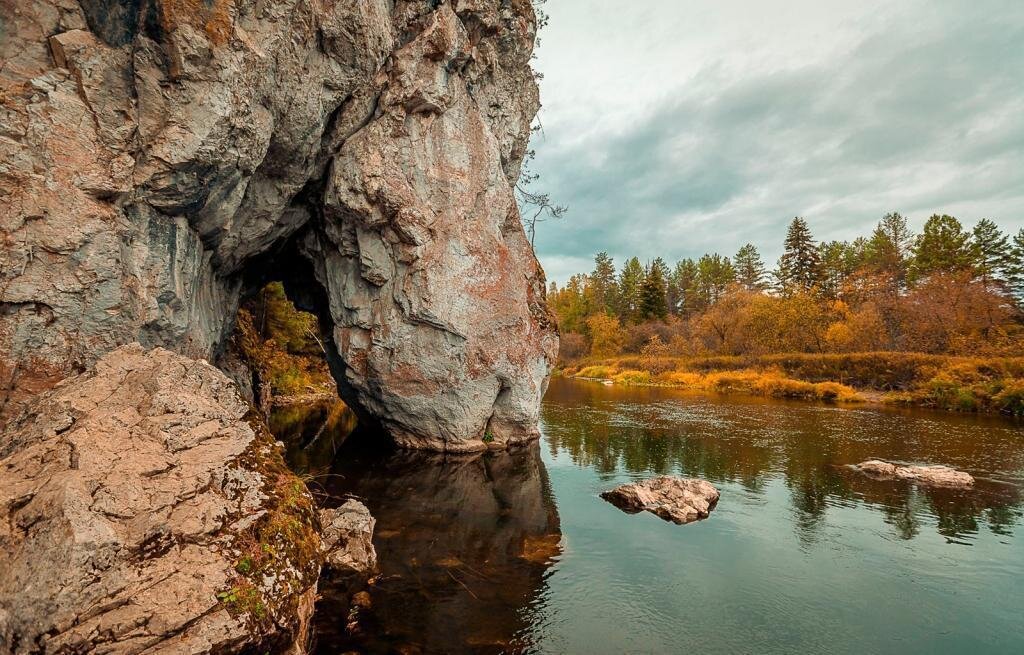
[529,0,1024,284]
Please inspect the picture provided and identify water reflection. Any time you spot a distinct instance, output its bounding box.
[271,401,562,654]
[542,378,1024,544]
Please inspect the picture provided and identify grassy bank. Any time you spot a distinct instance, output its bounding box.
[560,352,1024,416]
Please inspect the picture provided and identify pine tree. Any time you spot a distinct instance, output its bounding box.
[818,240,857,299]
[911,214,973,280]
[589,252,619,314]
[733,243,767,291]
[669,258,699,316]
[696,253,735,306]
[1006,228,1024,304]
[639,261,668,320]
[617,257,645,323]
[866,212,913,291]
[970,218,1010,290]
[776,217,822,292]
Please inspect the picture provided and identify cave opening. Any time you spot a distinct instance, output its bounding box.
[223,237,376,465]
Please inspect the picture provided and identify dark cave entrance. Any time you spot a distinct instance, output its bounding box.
[224,238,377,448]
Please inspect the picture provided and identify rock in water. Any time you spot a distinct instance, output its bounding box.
[320,500,378,577]
[853,460,975,487]
[601,477,721,524]
[0,0,556,452]
[0,345,330,654]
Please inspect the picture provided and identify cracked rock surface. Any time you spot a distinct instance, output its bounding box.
[601,477,721,525]
[0,0,557,451]
[0,344,324,654]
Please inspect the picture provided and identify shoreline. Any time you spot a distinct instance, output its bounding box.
[558,353,1024,418]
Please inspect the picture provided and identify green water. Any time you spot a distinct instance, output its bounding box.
[283,377,1024,654]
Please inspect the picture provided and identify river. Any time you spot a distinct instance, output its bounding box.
[275,377,1024,654]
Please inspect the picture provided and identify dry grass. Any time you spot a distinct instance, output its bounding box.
[569,352,1024,414]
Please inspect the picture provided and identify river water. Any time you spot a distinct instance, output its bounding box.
[276,377,1024,654]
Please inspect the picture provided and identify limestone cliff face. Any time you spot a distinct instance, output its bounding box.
[0,0,557,450]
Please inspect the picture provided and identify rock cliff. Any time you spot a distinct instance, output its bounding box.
[0,0,557,451]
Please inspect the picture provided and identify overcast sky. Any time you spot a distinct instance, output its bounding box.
[527,0,1024,285]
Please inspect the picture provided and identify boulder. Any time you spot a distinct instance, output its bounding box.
[601,476,721,524]
[0,345,328,654]
[320,500,378,576]
[853,460,975,487]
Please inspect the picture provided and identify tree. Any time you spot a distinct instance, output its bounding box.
[695,253,735,308]
[516,121,567,247]
[639,259,669,320]
[617,257,645,323]
[733,243,768,291]
[776,217,822,293]
[866,212,913,291]
[970,218,1011,290]
[818,240,858,300]
[1007,228,1024,303]
[589,252,619,314]
[668,258,699,317]
[587,313,625,357]
[911,214,973,280]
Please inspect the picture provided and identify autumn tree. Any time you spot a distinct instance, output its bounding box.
[733,243,768,291]
[818,240,859,300]
[587,313,625,357]
[776,217,822,293]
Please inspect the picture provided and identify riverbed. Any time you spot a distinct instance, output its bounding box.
[276,377,1024,654]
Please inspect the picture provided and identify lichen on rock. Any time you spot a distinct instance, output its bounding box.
[0,345,332,654]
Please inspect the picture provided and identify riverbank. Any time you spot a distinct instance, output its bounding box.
[559,352,1024,416]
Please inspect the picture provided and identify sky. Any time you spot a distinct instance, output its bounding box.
[527,0,1024,286]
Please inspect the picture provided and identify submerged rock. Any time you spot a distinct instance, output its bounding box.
[0,345,329,654]
[0,0,556,452]
[601,476,721,524]
[853,460,975,487]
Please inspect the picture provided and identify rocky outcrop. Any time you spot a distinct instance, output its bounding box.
[601,477,721,524]
[0,345,334,654]
[0,0,556,451]
[853,460,975,488]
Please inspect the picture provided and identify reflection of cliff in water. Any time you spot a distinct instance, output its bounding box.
[267,400,561,655]
[542,377,1024,545]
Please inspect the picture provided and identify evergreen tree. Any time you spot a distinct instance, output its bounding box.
[911,214,973,280]
[1005,228,1024,304]
[696,253,735,307]
[639,260,669,320]
[819,240,857,299]
[669,258,699,316]
[589,252,619,314]
[617,257,645,323]
[866,212,913,291]
[733,243,767,291]
[776,217,822,292]
[970,218,1010,290]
